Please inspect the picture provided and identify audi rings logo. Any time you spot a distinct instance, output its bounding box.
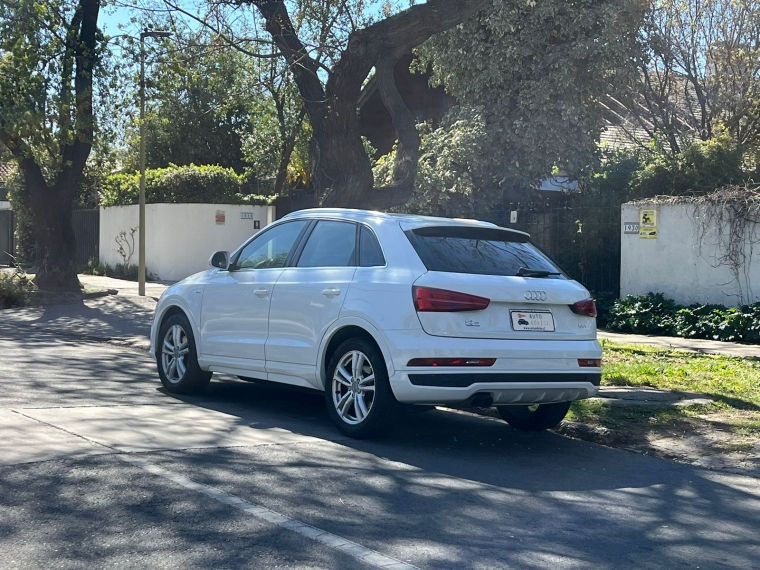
[524,290,547,301]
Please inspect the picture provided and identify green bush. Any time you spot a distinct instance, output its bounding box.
[0,271,32,308]
[101,164,273,207]
[590,291,618,329]
[606,293,760,343]
[606,292,678,335]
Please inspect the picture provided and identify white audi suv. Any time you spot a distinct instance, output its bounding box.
[151,208,602,438]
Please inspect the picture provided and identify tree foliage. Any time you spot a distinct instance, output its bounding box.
[636,0,760,155]
[101,164,272,207]
[0,0,106,289]
[156,0,491,209]
[127,33,255,173]
[416,0,645,203]
[374,107,498,216]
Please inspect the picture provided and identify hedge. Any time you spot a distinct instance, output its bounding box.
[101,164,273,207]
[606,292,760,343]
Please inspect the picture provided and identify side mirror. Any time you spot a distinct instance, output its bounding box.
[209,251,230,270]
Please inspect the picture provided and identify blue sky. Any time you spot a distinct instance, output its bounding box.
[101,3,136,35]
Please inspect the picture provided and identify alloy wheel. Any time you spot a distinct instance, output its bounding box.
[161,324,190,384]
[332,350,376,425]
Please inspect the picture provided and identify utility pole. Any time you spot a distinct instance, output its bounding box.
[139,29,172,296]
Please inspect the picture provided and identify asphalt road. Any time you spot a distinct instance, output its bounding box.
[1,322,759,569]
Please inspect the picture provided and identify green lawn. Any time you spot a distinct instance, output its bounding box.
[599,341,760,408]
[566,342,760,441]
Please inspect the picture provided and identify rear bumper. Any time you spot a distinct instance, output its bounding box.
[390,373,599,405]
[408,372,601,388]
[382,329,602,405]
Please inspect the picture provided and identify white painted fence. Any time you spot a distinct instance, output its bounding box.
[621,201,760,306]
[99,203,275,281]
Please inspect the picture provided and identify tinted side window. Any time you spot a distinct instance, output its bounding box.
[235,220,307,270]
[406,226,566,278]
[359,226,385,267]
[297,221,357,268]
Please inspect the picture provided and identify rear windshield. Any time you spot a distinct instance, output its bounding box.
[406,226,566,278]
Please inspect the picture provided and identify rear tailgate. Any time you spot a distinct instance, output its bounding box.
[412,271,596,340]
[404,224,597,341]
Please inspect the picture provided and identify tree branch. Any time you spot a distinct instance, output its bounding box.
[240,1,328,132]
[328,0,490,98]
[57,0,100,192]
[373,56,419,199]
[58,1,84,145]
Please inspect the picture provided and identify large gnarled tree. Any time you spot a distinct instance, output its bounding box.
[175,0,490,209]
[0,0,103,290]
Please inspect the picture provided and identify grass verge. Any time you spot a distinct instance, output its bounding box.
[565,342,760,469]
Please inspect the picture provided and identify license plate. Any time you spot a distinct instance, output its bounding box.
[511,310,555,332]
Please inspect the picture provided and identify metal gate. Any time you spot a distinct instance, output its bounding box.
[0,209,14,266]
[72,209,99,265]
[473,199,621,296]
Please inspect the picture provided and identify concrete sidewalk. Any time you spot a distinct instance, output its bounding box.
[598,329,760,358]
[0,274,167,351]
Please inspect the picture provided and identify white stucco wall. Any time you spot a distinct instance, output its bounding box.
[621,202,760,306]
[100,203,275,281]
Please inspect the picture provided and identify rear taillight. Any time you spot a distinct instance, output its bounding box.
[413,286,490,312]
[578,358,602,368]
[408,358,496,367]
[570,298,597,318]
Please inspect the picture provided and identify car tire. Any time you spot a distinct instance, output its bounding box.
[497,401,571,431]
[156,313,211,395]
[325,338,399,439]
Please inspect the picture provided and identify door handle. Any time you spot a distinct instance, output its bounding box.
[254,288,269,298]
[322,288,341,298]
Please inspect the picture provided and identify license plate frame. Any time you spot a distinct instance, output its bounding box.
[510,310,555,332]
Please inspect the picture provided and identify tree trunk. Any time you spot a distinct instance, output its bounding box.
[24,163,81,291]
[249,0,490,210]
[315,103,375,207]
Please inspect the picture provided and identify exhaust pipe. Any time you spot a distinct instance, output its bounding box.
[470,394,494,408]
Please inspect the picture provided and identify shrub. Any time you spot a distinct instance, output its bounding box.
[607,292,677,335]
[606,293,760,343]
[101,164,273,207]
[0,270,33,308]
[590,291,618,329]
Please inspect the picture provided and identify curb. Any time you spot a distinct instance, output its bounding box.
[26,287,119,306]
[83,288,119,300]
[451,406,630,447]
[555,420,629,446]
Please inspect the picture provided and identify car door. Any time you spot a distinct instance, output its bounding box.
[266,220,358,388]
[200,220,309,376]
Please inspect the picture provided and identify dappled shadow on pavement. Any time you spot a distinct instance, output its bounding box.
[0,294,154,343]
[0,455,368,570]
[2,327,759,569]
[162,379,760,570]
[0,324,158,408]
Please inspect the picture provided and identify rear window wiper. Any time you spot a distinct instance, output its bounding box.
[517,267,562,278]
